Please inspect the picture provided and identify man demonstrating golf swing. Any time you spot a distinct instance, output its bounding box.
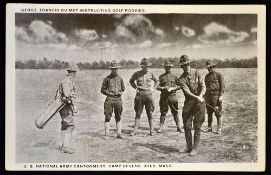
[177,55,206,156]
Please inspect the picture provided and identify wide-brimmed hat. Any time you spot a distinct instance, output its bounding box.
[162,60,174,67]
[139,58,152,67]
[178,55,192,67]
[206,60,217,68]
[67,64,79,72]
[108,60,122,69]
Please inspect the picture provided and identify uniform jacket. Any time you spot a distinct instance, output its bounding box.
[205,70,225,96]
[55,75,76,101]
[178,68,206,102]
[157,72,181,96]
[101,74,125,97]
[129,70,158,90]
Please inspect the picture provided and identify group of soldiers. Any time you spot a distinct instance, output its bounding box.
[56,55,225,156]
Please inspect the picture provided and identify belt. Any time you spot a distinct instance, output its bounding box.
[137,89,152,92]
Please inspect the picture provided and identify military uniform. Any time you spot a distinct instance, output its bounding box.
[101,60,125,139]
[56,75,77,131]
[130,58,159,136]
[101,74,125,122]
[157,68,182,132]
[177,55,206,156]
[56,64,78,154]
[204,63,225,133]
[130,71,157,119]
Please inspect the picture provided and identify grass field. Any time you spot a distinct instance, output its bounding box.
[15,68,258,163]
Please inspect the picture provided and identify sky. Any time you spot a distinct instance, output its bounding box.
[15,13,257,62]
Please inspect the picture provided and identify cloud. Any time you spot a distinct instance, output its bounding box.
[15,27,31,43]
[55,32,68,42]
[174,26,180,31]
[138,40,153,48]
[16,20,68,44]
[46,20,53,25]
[251,27,257,33]
[37,43,81,50]
[29,20,57,42]
[113,14,124,19]
[186,43,207,49]
[155,28,164,37]
[182,26,195,37]
[73,29,99,42]
[115,14,164,43]
[91,41,114,49]
[115,25,135,40]
[198,22,249,45]
[157,42,172,48]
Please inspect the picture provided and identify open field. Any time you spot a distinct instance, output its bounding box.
[15,68,257,163]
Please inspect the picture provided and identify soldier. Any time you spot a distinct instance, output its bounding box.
[203,60,225,134]
[101,60,125,140]
[156,60,184,133]
[56,64,79,154]
[129,58,159,136]
[177,55,206,156]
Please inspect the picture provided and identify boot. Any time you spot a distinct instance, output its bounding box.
[130,119,140,136]
[59,131,65,150]
[157,123,164,133]
[157,115,165,133]
[148,118,154,136]
[61,130,75,154]
[216,116,222,134]
[104,122,110,140]
[116,121,124,139]
[173,114,183,132]
[184,130,193,153]
[202,114,212,132]
[190,129,201,156]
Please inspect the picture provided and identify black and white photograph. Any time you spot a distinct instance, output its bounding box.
[5,4,266,171]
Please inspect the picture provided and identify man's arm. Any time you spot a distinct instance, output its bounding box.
[171,76,181,91]
[101,78,114,96]
[178,78,198,99]
[218,73,225,97]
[61,80,72,98]
[129,72,138,89]
[198,71,206,97]
[152,73,159,90]
[121,78,125,92]
[156,76,166,91]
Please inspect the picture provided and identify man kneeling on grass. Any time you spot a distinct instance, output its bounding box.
[101,60,125,140]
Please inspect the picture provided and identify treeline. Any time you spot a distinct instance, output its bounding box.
[16,56,257,69]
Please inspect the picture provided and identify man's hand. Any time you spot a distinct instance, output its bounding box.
[167,87,174,92]
[218,96,222,101]
[196,95,204,103]
[114,91,122,96]
[73,105,78,114]
[150,88,155,92]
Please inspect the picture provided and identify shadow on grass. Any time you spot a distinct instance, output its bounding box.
[133,142,179,154]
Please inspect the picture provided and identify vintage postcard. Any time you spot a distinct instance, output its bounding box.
[6,4,266,171]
